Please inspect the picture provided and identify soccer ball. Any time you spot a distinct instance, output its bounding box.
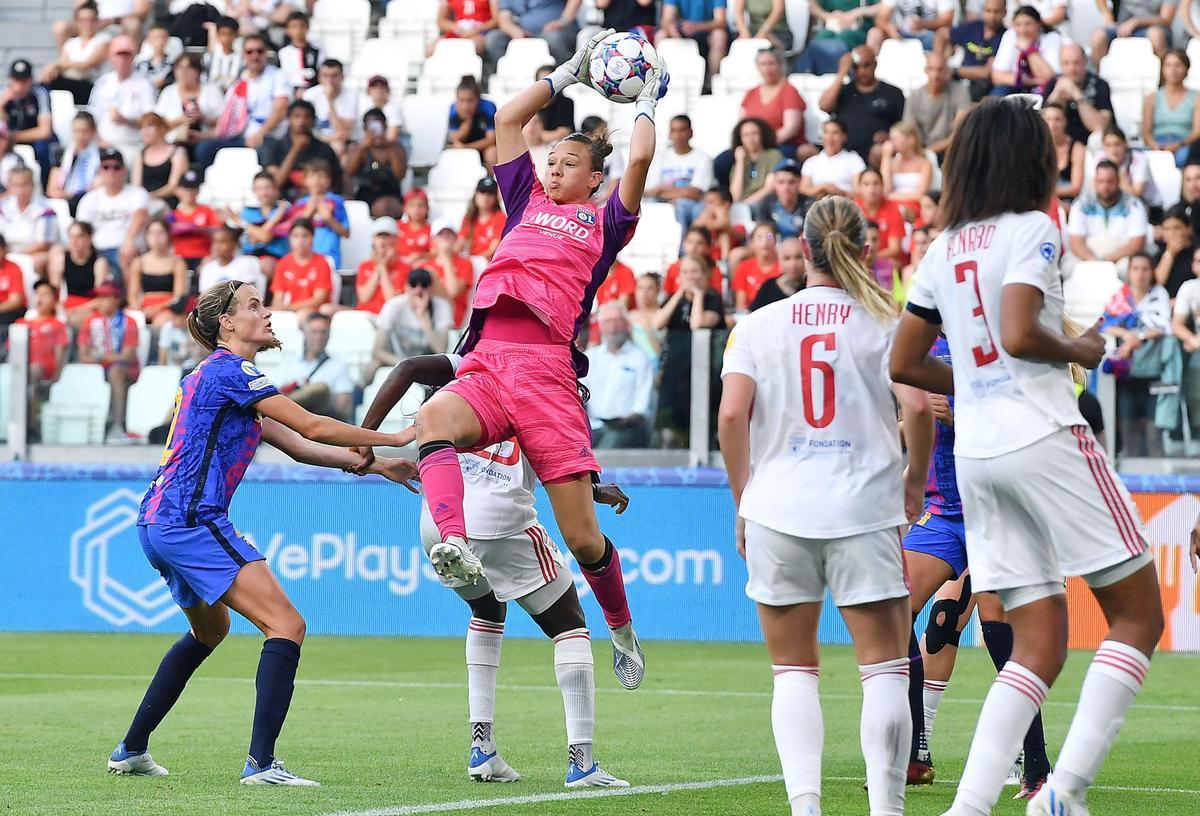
[588,31,657,104]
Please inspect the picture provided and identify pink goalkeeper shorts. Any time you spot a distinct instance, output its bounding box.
[443,339,599,482]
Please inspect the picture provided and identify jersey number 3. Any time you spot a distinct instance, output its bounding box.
[954,260,999,367]
[800,333,836,428]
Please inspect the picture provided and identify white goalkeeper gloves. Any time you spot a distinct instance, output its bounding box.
[544,27,615,96]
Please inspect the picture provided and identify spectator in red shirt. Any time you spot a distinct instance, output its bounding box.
[168,170,220,269]
[355,217,410,314]
[78,281,139,442]
[0,235,27,348]
[397,188,432,266]
[14,278,69,423]
[665,227,727,295]
[428,220,475,326]
[596,260,636,308]
[437,0,498,56]
[272,219,334,317]
[458,176,504,261]
[854,167,907,266]
[692,186,747,264]
[732,222,781,311]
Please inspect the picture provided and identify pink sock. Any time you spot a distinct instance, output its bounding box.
[580,543,631,629]
[418,447,467,541]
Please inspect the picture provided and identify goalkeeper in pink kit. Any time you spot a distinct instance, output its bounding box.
[414,31,668,688]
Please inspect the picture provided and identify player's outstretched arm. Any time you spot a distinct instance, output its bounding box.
[257,394,408,448]
[260,417,419,491]
[890,310,954,395]
[617,57,669,215]
[360,354,456,431]
[1000,284,1105,368]
[494,28,614,165]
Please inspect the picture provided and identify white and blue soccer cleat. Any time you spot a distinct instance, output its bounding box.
[609,622,644,690]
[467,746,521,782]
[429,536,484,584]
[565,760,630,788]
[239,756,320,786]
[1026,775,1091,816]
[107,743,169,776]
[1006,751,1025,786]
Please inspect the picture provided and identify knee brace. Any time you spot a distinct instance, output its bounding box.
[924,574,972,655]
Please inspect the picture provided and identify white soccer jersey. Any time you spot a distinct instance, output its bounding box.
[722,287,907,539]
[906,210,1085,459]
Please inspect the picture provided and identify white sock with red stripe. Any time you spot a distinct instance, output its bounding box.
[467,618,504,753]
[554,628,595,768]
[923,679,948,746]
[770,665,823,816]
[950,662,1048,815]
[858,658,910,816]
[1053,640,1151,798]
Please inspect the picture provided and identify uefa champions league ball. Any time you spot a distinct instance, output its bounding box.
[589,31,657,104]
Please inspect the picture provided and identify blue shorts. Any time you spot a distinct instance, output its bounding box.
[1103,25,1169,43]
[899,29,937,50]
[138,517,264,608]
[904,511,967,577]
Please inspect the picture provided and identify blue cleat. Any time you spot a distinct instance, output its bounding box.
[565,760,629,788]
[108,742,168,776]
[468,746,520,782]
[239,756,320,786]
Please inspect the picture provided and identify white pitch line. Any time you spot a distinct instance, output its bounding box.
[2,672,1199,713]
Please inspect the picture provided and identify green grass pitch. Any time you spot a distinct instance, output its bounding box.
[1,633,1197,815]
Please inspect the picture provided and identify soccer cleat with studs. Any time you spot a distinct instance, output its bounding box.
[107,743,168,776]
[429,536,484,584]
[609,622,644,690]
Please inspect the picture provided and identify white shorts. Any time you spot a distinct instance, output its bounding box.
[744,521,909,607]
[957,426,1150,595]
[420,517,573,615]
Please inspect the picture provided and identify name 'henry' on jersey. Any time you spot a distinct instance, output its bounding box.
[722,287,907,539]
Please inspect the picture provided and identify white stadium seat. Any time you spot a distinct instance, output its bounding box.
[1100,38,1160,92]
[876,38,927,93]
[720,38,774,78]
[326,310,378,381]
[254,347,285,384]
[688,94,740,158]
[341,199,374,273]
[785,0,811,53]
[50,89,77,149]
[350,38,420,93]
[199,148,260,209]
[565,82,615,130]
[12,145,42,192]
[1146,150,1182,209]
[126,365,182,440]
[418,39,483,95]
[269,311,303,354]
[1064,261,1123,326]
[8,253,37,311]
[42,364,109,445]
[428,149,487,215]
[124,309,151,368]
[46,197,72,244]
[1108,88,1144,142]
[401,94,451,168]
[0,363,9,442]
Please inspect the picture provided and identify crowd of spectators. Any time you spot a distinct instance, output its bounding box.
[4,0,1200,457]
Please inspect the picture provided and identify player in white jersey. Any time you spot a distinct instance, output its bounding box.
[719,196,936,816]
[359,354,630,789]
[889,96,1164,816]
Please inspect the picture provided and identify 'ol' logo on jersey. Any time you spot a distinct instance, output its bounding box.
[576,208,596,226]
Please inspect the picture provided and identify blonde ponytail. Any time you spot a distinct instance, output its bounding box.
[803,196,895,323]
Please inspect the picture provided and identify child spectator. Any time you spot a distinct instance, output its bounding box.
[198,225,267,293]
[47,111,101,215]
[447,75,497,168]
[0,235,26,347]
[273,219,334,316]
[302,59,357,160]
[203,16,242,92]
[457,176,504,261]
[238,171,290,284]
[355,218,410,314]
[292,159,349,269]
[134,23,175,91]
[278,11,321,95]
[78,281,139,443]
[691,186,747,264]
[397,189,432,266]
[14,278,69,429]
[168,169,219,272]
[1106,252,1170,457]
[731,221,781,311]
[428,220,474,326]
[665,227,726,295]
[364,75,409,149]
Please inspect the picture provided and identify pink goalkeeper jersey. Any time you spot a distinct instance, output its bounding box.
[459,152,640,376]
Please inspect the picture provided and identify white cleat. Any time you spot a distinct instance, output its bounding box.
[467,747,521,782]
[609,622,644,690]
[1006,751,1024,786]
[429,536,484,584]
[107,743,168,776]
[239,757,320,786]
[1026,776,1091,816]
[565,761,630,788]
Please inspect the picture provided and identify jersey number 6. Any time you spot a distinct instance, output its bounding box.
[800,333,836,429]
[954,260,1000,367]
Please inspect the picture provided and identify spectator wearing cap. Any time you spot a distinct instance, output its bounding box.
[646,114,714,234]
[237,171,289,283]
[486,0,579,67]
[659,0,730,90]
[365,75,409,148]
[582,301,655,449]
[47,111,101,214]
[1067,160,1149,269]
[168,169,220,270]
[262,99,343,202]
[276,312,357,421]
[78,279,140,443]
[75,147,148,283]
[346,108,406,219]
[438,0,499,56]
[88,35,157,160]
[731,221,782,311]
[292,158,349,269]
[730,118,784,205]
[126,217,189,329]
[132,112,188,215]
[904,50,970,157]
[459,176,505,261]
[278,11,323,95]
[355,217,411,314]
[1,59,58,190]
[273,219,335,318]
[198,225,267,293]
[0,166,58,276]
[1042,43,1114,145]
[369,267,454,382]
[1091,0,1175,63]
[754,159,812,240]
[818,45,905,165]
[42,0,111,106]
[800,118,867,198]
[398,189,433,266]
[0,234,27,349]
[303,59,358,162]
[428,219,475,326]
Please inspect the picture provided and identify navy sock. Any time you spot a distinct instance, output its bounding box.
[908,625,925,761]
[123,632,213,753]
[248,638,301,768]
[981,620,1013,672]
[982,620,1051,777]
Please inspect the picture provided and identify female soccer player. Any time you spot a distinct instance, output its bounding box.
[107,280,417,786]
[890,96,1164,816]
[412,29,666,690]
[362,354,632,788]
[718,196,935,816]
